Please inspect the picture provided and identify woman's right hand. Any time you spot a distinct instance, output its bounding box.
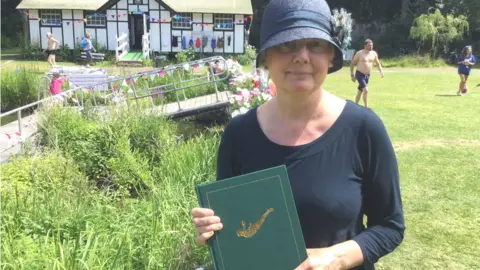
[191,207,223,245]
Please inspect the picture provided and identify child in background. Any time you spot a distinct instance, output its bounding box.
[83,33,96,68]
[48,71,79,105]
[457,45,476,95]
[49,71,65,102]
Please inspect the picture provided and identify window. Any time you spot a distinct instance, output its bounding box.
[172,13,192,29]
[40,9,61,26]
[84,11,106,27]
[213,14,234,30]
[133,0,143,4]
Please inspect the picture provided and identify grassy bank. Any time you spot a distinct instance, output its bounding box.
[1,104,222,269]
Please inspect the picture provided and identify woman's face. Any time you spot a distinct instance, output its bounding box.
[264,38,333,94]
[467,48,472,54]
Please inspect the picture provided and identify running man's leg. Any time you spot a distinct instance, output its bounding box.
[51,51,57,67]
[355,71,369,107]
[362,87,369,108]
[47,52,54,68]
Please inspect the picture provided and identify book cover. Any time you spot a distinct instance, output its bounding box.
[195,165,308,270]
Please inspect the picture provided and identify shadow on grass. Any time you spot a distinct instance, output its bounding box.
[435,94,460,97]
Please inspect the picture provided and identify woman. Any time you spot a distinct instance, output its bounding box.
[191,0,405,269]
[457,45,476,95]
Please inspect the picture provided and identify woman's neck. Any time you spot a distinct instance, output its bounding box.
[272,88,327,121]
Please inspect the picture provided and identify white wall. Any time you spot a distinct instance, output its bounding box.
[73,10,85,42]
[62,11,75,49]
[28,10,40,46]
[234,24,244,54]
[150,10,160,52]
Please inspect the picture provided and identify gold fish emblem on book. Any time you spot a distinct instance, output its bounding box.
[236,208,274,238]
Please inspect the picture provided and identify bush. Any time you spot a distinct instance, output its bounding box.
[36,104,179,194]
[1,104,222,269]
[236,54,252,66]
[175,47,196,63]
[1,67,40,112]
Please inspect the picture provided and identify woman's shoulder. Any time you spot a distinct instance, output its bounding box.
[342,100,382,124]
[222,106,259,137]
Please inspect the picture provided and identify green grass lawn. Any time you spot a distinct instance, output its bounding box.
[323,71,480,269]
[1,64,480,269]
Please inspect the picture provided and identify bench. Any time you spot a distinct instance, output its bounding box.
[75,52,106,63]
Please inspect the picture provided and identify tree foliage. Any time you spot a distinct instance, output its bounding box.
[409,9,469,57]
[331,8,353,50]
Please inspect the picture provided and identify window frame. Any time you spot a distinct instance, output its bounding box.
[171,12,192,30]
[213,13,234,31]
[39,9,62,26]
[84,11,107,28]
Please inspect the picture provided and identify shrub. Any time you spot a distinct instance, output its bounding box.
[1,107,222,269]
[1,67,40,112]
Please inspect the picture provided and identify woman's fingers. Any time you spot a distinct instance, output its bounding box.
[191,207,214,217]
[193,215,221,227]
[196,221,223,234]
[195,231,215,245]
[191,207,223,246]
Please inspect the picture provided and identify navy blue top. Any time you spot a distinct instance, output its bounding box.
[216,100,405,270]
[457,54,477,74]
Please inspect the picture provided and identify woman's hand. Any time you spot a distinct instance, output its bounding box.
[294,248,346,270]
[295,241,364,270]
[191,207,223,245]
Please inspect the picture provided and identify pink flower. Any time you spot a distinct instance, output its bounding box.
[235,95,244,105]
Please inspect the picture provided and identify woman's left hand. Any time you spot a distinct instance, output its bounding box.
[294,248,345,270]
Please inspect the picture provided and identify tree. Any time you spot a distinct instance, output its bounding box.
[331,8,353,50]
[441,0,480,31]
[409,9,469,58]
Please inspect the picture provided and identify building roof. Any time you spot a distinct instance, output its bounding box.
[16,0,253,14]
[161,0,253,15]
[16,0,110,11]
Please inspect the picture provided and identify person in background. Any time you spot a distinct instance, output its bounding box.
[49,70,65,102]
[83,33,96,68]
[191,0,405,269]
[350,39,384,108]
[457,45,476,95]
[43,32,59,68]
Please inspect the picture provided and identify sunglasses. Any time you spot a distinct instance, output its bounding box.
[274,39,330,53]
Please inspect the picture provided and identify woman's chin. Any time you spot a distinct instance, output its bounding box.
[287,81,315,92]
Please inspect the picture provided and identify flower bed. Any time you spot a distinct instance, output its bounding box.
[228,71,276,118]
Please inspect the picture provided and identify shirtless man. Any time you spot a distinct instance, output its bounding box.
[350,39,384,108]
[43,33,59,68]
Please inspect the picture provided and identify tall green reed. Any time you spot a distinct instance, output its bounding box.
[2,100,223,269]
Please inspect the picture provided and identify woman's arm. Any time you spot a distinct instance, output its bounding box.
[295,110,405,270]
[352,110,406,266]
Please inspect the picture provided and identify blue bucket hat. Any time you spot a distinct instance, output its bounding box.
[256,0,344,74]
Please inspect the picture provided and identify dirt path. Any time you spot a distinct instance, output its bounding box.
[394,139,480,152]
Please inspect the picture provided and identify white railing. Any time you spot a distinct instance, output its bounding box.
[142,33,150,60]
[116,31,129,61]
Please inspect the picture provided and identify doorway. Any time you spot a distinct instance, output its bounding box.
[129,13,150,50]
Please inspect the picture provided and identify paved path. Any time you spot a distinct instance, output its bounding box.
[0,112,38,163]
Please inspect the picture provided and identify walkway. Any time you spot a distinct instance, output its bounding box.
[150,91,232,118]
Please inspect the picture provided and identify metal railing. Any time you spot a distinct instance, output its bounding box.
[0,56,232,152]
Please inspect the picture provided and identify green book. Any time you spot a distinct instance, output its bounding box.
[195,165,308,270]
